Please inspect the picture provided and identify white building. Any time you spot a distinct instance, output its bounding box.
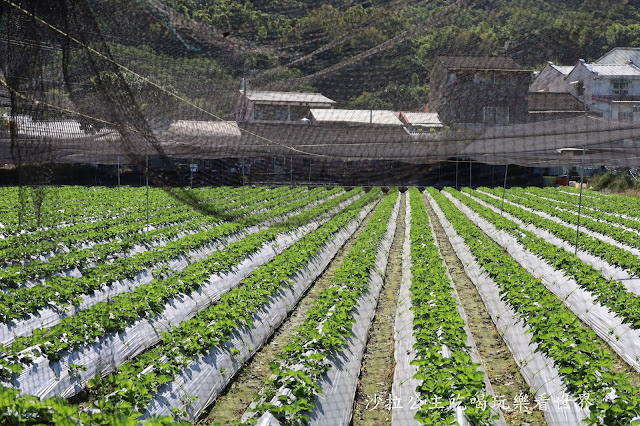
[565,59,640,121]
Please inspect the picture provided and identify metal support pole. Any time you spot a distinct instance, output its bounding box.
[290,156,293,187]
[117,156,120,189]
[145,156,149,231]
[501,161,509,216]
[190,158,194,188]
[574,147,586,254]
[455,158,459,190]
[241,157,245,206]
[469,158,472,189]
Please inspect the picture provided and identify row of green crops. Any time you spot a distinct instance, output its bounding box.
[0,186,307,267]
[407,188,494,425]
[0,187,331,322]
[452,189,640,329]
[246,189,399,425]
[87,188,382,419]
[0,188,359,377]
[428,188,640,426]
[483,187,640,251]
[520,187,640,233]
[557,186,640,218]
[469,188,640,278]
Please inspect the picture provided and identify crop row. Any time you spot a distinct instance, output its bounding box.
[245,189,399,424]
[428,188,640,425]
[86,188,383,420]
[451,189,640,329]
[404,188,493,425]
[557,186,640,218]
[0,188,361,382]
[483,187,640,251]
[0,186,306,267]
[469,188,640,278]
[519,187,640,233]
[0,188,334,324]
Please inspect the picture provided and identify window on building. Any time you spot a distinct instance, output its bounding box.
[483,106,510,125]
[612,79,631,95]
[633,105,640,113]
[618,111,634,122]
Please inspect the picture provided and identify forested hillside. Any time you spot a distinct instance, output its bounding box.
[24,0,640,117]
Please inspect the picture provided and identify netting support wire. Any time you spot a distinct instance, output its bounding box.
[455,157,459,191]
[501,160,509,216]
[574,147,586,255]
[145,156,150,232]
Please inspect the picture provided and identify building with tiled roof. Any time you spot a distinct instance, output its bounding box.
[429,55,532,127]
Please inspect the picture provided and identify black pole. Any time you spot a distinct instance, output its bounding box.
[501,161,509,216]
[145,155,149,231]
[469,158,472,189]
[455,158,459,190]
[574,148,586,255]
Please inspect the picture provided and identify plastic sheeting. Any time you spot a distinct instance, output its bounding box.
[469,191,640,296]
[447,192,640,372]
[392,192,504,426]
[4,192,360,401]
[425,192,590,426]
[0,192,342,345]
[391,192,421,426]
[305,195,399,426]
[142,197,378,421]
[477,190,640,258]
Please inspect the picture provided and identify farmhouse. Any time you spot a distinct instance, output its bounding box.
[429,55,532,127]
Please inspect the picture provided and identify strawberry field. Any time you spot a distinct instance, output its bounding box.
[0,185,639,426]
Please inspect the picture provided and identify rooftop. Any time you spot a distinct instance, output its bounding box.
[595,47,640,65]
[549,63,574,75]
[310,109,403,126]
[240,90,336,104]
[583,62,640,77]
[399,112,443,126]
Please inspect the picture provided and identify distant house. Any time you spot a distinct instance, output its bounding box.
[429,56,532,127]
[595,47,640,65]
[528,62,585,120]
[234,90,336,123]
[530,62,574,93]
[565,59,640,121]
[398,112,444,132]
[309,109,404,126]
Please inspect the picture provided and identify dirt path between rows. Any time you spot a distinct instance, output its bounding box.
[351,192,406,425]
[424,194,547,426]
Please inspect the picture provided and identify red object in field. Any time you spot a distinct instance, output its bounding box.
[556,176,570,186]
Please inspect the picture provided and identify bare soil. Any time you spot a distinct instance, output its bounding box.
[351,193,406,426]
[423,194,547,426]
